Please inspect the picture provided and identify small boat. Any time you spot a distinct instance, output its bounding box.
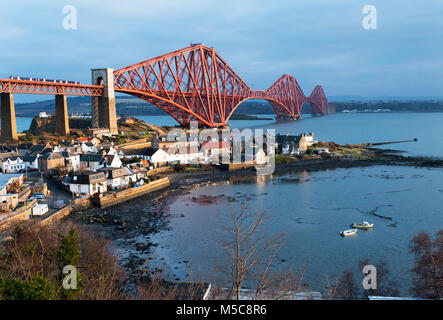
[350,221,374,229]
[340,229,358,237]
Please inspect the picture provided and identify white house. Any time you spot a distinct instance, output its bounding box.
[61,151,81,172]
[97,167,132,189]
[1,156,25,173]
[22,154,39,171]
[100,155,122,168]
[69,171,107,196]
[200,141,231,163]
[81,142,98,153]
[136,148,170,167]
[170,146,203,165]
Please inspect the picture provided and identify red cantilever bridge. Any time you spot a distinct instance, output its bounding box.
[0,44,327,140]
[113,44,328,127]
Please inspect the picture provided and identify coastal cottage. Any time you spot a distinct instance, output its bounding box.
[0,156,25,173]
[136,147,169,167]
[38,152,65,173]
[79,153,104,171]
[170,146,203,165]
[60,151,81,172]
[27,144,46,156]
[125,163,147,180]
[97,167,131,189]
[100,154,122,168]
[22,154,40,171]
[200,141,231,163]
[275,133,315,155]
[81,142,98,153]
[69,171,107,196]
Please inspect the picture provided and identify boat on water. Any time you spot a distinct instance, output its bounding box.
[340,229,358,237]
[350,221,374,229]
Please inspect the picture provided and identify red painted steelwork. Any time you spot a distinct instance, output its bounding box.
[0,79,103,96]
[113,44,327,127]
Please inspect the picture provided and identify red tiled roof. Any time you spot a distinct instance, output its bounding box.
[201,141,231,150]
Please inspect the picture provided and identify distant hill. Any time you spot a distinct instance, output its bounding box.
[13,95,443,117]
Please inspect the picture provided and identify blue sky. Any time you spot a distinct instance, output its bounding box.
[1,0,443,102]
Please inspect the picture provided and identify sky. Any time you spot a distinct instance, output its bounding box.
[1,0,443,102]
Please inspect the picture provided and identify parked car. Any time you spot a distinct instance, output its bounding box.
[33,193,45,200]
[53,200,66,209]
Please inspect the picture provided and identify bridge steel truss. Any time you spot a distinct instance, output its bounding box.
[0,79,103,96]
[113,44,328,127]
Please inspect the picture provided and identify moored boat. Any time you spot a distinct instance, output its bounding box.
[350,221,374,229]
[340,229,358,237]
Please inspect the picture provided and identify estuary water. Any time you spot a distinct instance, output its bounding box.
[136,112,443,296]
[147,165,443,295]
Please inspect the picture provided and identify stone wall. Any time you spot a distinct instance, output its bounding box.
[0,200,37,232]
[93,177,170,208]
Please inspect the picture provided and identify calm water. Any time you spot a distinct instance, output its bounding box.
[147,166,443,295]
[138,112,443,157]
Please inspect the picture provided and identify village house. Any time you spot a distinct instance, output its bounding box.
[27,144,46,156]
[22,154,40,171]
[100,154,123,168]
[79,153,104,171]
[134,147,170,167]
[0,193,19,212]
[81,142,98,153]
[170,146,203,165]
[275,133,315,155]
[98,145,118,156]
[125,163,148,180]
[60,151,81,172]
[152,133,199,153]
[97,167,132,189]
[38,152,65,173]
[0,156,25,173]
[69,171,107,196]
[200,141,231,163]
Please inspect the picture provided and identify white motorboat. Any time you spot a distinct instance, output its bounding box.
[340,229,358,237]
[350,221,374,229]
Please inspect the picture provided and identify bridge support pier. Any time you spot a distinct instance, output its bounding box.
[0,93,18,142]
[55,94,70,136]
[91,68,118,134]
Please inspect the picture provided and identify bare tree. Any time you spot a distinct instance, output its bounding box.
[218,198,286,300]
[336,270,360,299]
[409,230,443,299]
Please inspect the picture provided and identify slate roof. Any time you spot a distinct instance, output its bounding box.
[39,152,64,160]
[137,147,160,157]
[97,167,128,179]
[71,171,106,184]
[79,153,104,163]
